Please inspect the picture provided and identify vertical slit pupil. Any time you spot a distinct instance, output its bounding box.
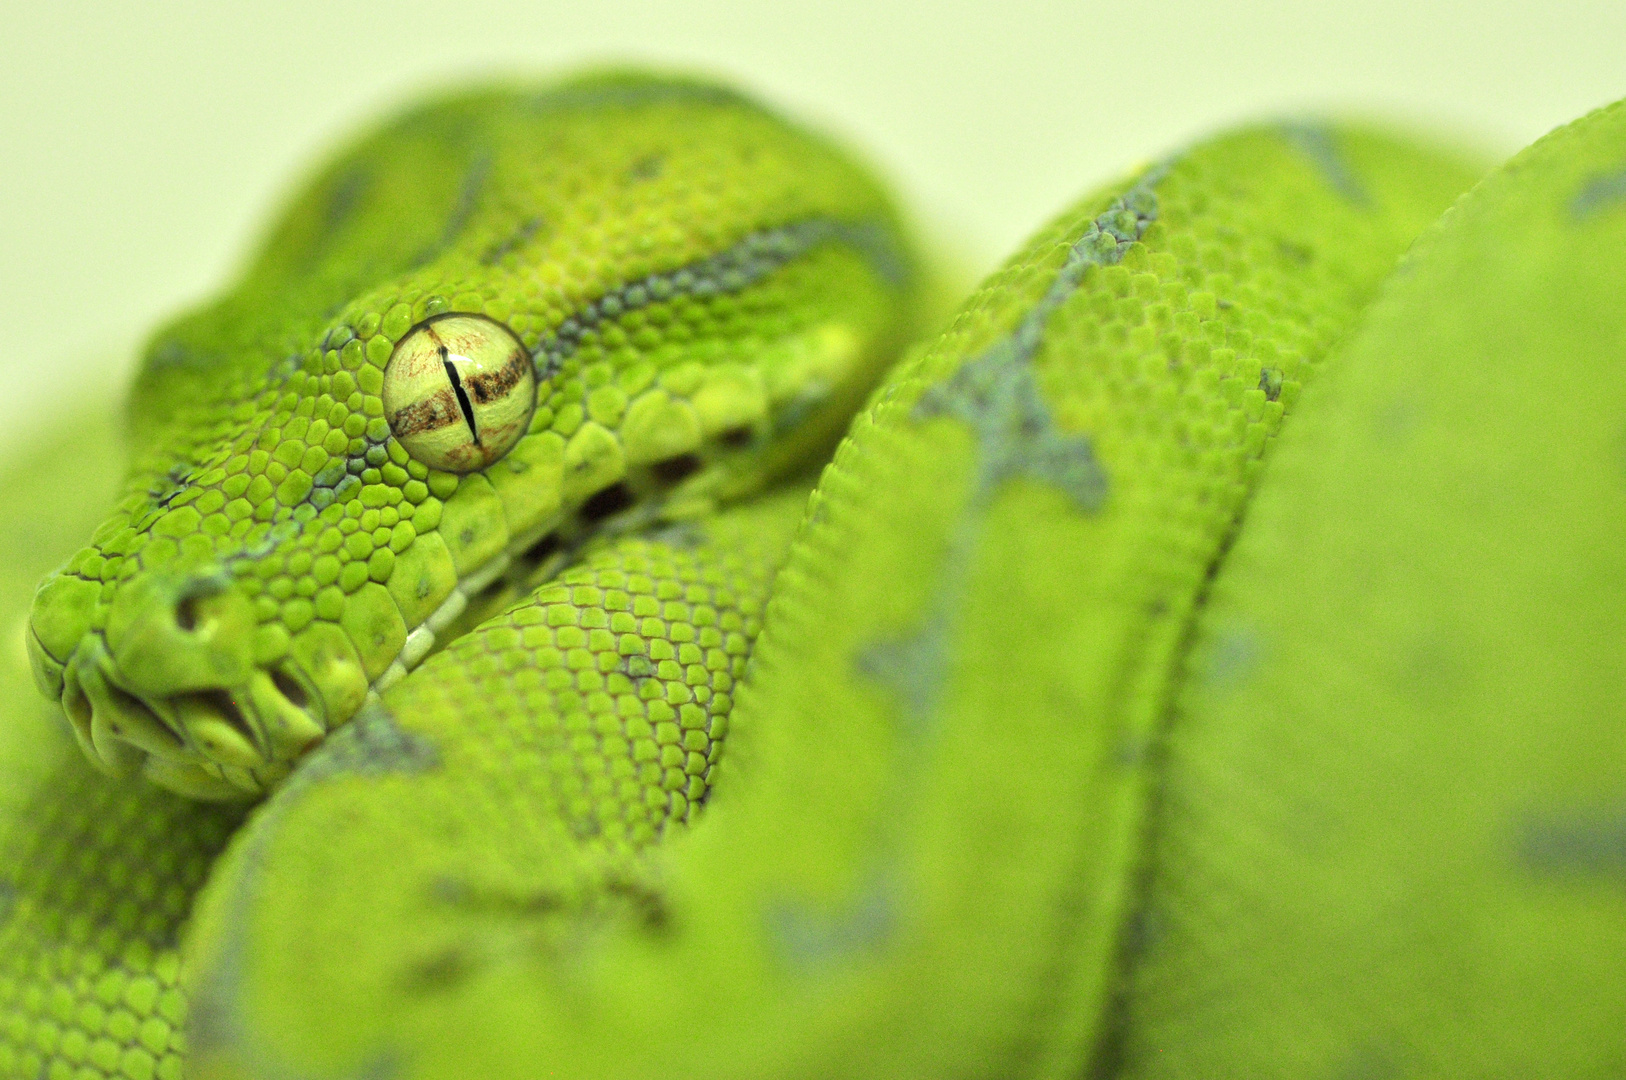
[441,346,481,445]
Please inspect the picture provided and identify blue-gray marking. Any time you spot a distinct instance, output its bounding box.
[774,169,1165,968]
[235,221,905,588]
[188,702,436,1078]
[769,869,896,968]
[172,218,907,649]
[532,217,910,380]
[1193,625,1263,691]
[479,214,544,266]
[133,81,808,563]
[911,177,1163,509]
[1282,122,1370,207]
[863,169,1164,726]
[915,344,1108,510]
[145,152,491,558]
[1571,166,1626,220]
[640,520,706,552]
[285,701,439,785]
[855,611,951,737]
[1517,806,1626,883]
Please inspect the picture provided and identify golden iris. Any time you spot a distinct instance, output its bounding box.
[381,314,537,473]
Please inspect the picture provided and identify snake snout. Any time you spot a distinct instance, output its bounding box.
[32,567,328,800]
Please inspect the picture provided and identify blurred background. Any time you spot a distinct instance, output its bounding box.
[3,0,1623,456]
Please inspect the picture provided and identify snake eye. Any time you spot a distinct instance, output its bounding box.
[382,314,537,473]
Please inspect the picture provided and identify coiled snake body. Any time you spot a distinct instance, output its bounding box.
[3,71,1622,1079]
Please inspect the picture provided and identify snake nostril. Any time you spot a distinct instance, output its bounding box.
[175,595,199,632]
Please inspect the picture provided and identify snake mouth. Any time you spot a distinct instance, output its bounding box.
[33,570,335,801]
[27,516,545,801]
[57,637,325,800]
[32,518,545,801]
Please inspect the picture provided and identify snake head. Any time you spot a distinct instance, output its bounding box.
[29,562,332,799]
[23,73,920,801]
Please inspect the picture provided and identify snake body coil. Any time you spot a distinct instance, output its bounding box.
[2,71,1622,1080]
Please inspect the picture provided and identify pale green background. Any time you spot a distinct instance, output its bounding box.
[2,0,1622,454]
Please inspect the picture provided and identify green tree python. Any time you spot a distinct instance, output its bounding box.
[2,71,1621,1079]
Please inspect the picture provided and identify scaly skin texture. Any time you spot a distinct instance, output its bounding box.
[0,416,247,1080]
[26,72,916,801]
[2,69,1620,1079]
[1112,99,1626,1078]
[185,112,1475,1076]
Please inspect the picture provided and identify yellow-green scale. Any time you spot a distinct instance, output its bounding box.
[0,752,241,1080]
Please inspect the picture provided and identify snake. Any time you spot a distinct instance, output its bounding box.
[1,69,1622,1079]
